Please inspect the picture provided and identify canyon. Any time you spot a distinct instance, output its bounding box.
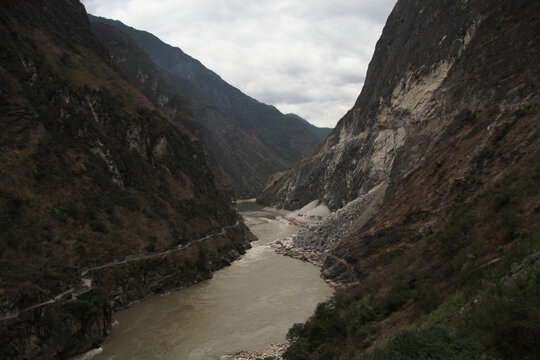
[88,15,331,198]
[1,0,539,359]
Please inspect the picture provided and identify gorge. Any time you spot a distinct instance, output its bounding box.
[87,15,332,199]
[89,203,332,360]
[1,0,539,359]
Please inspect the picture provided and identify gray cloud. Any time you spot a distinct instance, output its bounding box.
[82,0,397,128]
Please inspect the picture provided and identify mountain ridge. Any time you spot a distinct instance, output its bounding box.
[88,15,332,198]
[0,1,254,358]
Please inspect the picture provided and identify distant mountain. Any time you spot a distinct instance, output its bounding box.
[0,1,254,358]
[88,15,332,198]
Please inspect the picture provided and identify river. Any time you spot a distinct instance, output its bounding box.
[90,203,332,360]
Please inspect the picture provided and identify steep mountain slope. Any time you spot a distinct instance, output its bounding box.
[272,0,540,359]
[259,0,539,212]
[88,19,288,198]
[87,21,234,191]
[88,16,332,198]
[0,0,254,358]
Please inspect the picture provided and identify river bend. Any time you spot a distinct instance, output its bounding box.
[91,204,332,360]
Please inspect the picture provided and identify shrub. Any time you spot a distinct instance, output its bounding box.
[500,209,521,241]
[492,188,519,212]
[460,268,540,359]
[311,301,347,341]
[64,288,109,324]
[145,243,155,252]
[474,147,495,168]
[50,208,68,224]
[513,108,527,118]
[414,286,440,314]
[375,282,411,317]
[346,301,376,334]
[360,328,484,360]
[287,323,306,342]
[492,121,514,144]
[65,299,99,323]
[285,301,348,358]
[62,202,80,221]
[89,219,108,233]
[456,109,477,124]
[119,187,140,211]
[283,339,310,360]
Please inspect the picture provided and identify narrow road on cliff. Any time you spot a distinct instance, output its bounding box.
[81,221,240,276]
[0,221,241,322]
[91,206,333,360]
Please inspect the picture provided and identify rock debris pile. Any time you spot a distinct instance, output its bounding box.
[223,342,288,360]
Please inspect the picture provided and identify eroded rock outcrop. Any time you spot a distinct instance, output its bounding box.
[263,2,539,357]
[258,1,540,279]
[259,1,538,211]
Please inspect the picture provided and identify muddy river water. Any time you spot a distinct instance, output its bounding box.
[91,203,332,360]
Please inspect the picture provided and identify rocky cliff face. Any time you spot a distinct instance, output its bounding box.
[259,0,539,272]
[273,1,539,358]
[259,0,538,212]
[0,0,254,358]
[88,20,236,194]
[88,16,332,199]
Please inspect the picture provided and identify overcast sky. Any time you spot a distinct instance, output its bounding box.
[81,0,397,128]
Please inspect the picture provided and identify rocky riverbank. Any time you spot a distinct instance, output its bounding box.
[223,342,288,360]
[92,223,254,310]
[1,223,255,359]
[272,237,327,267]
[267,183,388,271]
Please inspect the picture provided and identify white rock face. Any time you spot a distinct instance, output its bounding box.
[91,140,124,187]
[258,1,510,255]
[368,128,407,184]
[389,60,453,121]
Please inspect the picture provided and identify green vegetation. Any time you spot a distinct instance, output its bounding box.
[63,288,109,324]
[359,328,484,360]
[460,268,540,360]
[145,235,157,252]
[474,119,516,169]
[283,152,539,359]
[284,257,539,360]
[374,281,412,317]
[0,80,237,300]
